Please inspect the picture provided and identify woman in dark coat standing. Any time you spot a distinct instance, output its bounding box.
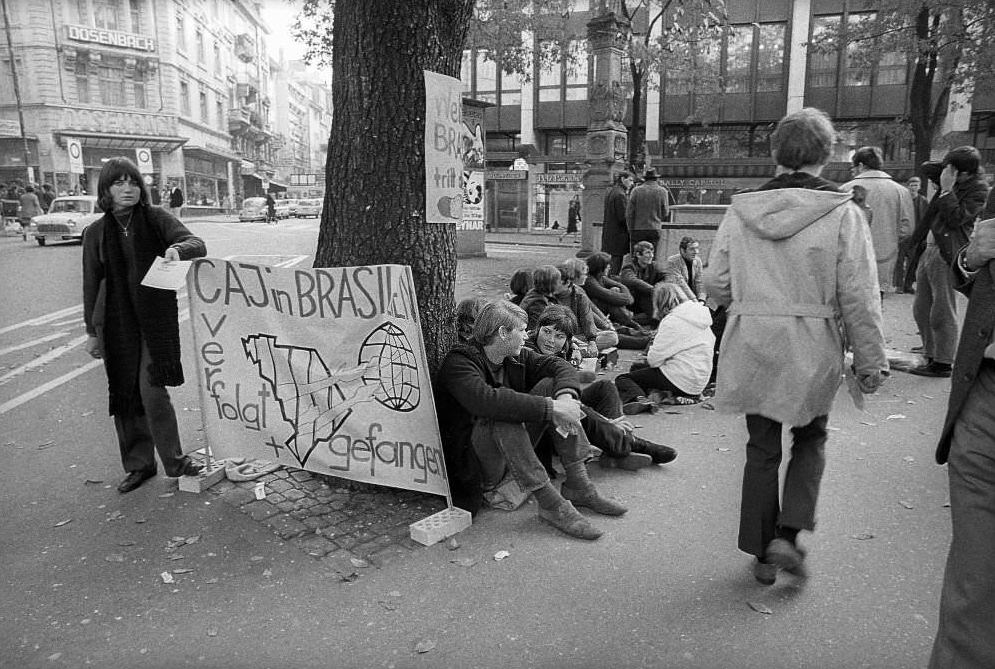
[601,172,633,275]
[83,157,206,493]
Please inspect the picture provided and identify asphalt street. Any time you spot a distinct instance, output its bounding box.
[0,216,959,668]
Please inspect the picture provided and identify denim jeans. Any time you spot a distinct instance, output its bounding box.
[615,366,689,402]
[913,246,959,364]
[469,379,589,494]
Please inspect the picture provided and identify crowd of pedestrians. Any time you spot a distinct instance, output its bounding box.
[440,107,995,667]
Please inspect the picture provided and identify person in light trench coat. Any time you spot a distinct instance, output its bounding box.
[704,107,888,586]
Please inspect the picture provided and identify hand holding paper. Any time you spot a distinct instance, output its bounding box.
[141,255,192,291]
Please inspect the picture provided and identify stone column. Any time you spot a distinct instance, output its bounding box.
[580,11,630,256]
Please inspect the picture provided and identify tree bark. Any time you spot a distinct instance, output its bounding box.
[315,0,474,375]
[627,63,645,172]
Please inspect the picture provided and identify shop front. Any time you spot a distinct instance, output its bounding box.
[534,171,584,232]
[182,145,238,214]
[0,135,40,186]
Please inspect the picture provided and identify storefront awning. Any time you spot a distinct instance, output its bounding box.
[242,173,288,192]
[53,130,187,152]
[184,144,241,162]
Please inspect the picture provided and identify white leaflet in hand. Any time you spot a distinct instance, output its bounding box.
[141,256,192,291]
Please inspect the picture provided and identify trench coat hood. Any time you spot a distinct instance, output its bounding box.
[732,189,854,241]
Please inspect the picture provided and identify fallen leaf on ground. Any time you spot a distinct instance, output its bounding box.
[388,590,401,598]
[104,554,125,562]
[339,571,359,583]
[851,533,875,540]
[493,550,510,561]
[886,414,907,420]
[350,557,370,568]
[107,511,124,521]
[37,441,56,450]
[899,500,914,509]
[922,394,934,399]
[172,568,194,574]
[184,535,201,545]
[747,601,773,615]
[446,537,460,551]
[377,600,397,611]
[206,626,218,637]
[84,479,103,485]
[167,554,185,561]
[903,456,915,463]
[117,540,135,547]
[717,447,730,452]
[859,420,877,426]
[53,519,72,528]
[450,557,478,568]
[158,493,174,498]
[415,639,437,654]
[262,568,272,577]
[701,402,715,410]
[160,572,174,584]
[249,556,265,562]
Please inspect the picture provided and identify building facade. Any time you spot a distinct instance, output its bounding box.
[271,58,332,199]
[0,0,285,213]
[461,0,995,231]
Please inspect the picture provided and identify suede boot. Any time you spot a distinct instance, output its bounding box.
[599,452,653,470]
[561,461,628,516]
[537,500,602,540]
[627,435,677,464]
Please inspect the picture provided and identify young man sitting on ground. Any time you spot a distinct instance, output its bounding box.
[435,300,627,540]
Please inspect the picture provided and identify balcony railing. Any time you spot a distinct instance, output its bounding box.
[235,33,255,63]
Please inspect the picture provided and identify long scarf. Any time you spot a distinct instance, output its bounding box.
[101,206,183,416]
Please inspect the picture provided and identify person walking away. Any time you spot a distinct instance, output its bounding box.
[601,172,633,275]
[907,146,990,377]
[929,212,995,668]
[18,185,43,241]
[842,146,914,296]
[265,192,276,224]
[82,157,205,494]
[704,108,888,586]
[898,177,928,294]
[626,167,669,253]
[560,197,581,244]
[168,186,184,217]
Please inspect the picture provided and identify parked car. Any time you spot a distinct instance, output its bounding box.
[274,199,292,219]
[285,199,300,217]
[296,198,322,218]
[239,197,268,222]
[31,195,103,246]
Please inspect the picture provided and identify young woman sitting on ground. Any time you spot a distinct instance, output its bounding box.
[505,269,533,306]
[614,283,715,413]
[526,305,676,470]
[555,258,620,355]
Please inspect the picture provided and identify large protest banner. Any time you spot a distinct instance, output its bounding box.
[186,259,450,499]
[424,70,464,224]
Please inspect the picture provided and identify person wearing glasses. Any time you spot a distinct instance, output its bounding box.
[82,157,206,494]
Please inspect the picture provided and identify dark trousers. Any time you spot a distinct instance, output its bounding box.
[609,254,624,277]
[893,239,916,292]
[112,344,190,477]
[738,414,827,558]
[929,362,995,668]
[615,366,690,401]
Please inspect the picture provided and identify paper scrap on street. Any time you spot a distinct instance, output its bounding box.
[141,256,192,291]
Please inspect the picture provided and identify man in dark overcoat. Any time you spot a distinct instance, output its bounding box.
[600,171,632,276]
[929,209,995,668]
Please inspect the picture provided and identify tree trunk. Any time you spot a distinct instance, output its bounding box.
[315,0,474,375]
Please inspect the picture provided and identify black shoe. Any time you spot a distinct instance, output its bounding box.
[627,435,677,464]
[117,469,156,494]
[765,538,808,577]
[908,361,952,378]
[175,459,204,477]
[622,397,654,415]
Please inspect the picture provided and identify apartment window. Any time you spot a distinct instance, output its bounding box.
[196,28,205,62]
[756,23,785,92]
[134,81,146,108]
[500,71,521,106]
[665,34,720,96]
[216,100,224,130]
[564,40,588,100]
[75,59,90,104]
[200,90,208,122]
[176,13,187,52]
[0,59,15,102]
[180,81,190,115]
[99,64,126,105]
[877,50,906,85]
[129,0,141,32]
[844,13,872,86]
[76,0,87,24]
[537,40,562,101]
[94,0,121,30]
[475,49,496,103]
[214,43,222,75]
[807,15,840,88]
[725,26,753,93]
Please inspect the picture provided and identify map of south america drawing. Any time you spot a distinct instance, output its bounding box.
[242,322,421,468]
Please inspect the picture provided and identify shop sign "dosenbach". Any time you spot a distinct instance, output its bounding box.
[67,25,156,52]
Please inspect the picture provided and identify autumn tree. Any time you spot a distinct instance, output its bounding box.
[809,0,995,168]
[296,0,474,373]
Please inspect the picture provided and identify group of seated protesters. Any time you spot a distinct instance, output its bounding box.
[436,299,677,540]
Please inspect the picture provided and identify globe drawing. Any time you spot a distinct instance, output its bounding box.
[358,322,421,412]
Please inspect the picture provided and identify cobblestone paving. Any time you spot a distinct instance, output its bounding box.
[210,468,446,564]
